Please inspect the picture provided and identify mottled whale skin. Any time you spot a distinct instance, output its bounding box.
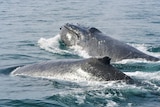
[60,23,159,62]
[11,57,134,84]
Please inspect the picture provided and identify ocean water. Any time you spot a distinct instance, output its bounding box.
[0,0,160,107]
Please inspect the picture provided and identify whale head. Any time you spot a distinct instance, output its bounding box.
[60,23,101,46]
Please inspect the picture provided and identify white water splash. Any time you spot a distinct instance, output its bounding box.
[106,100,119,107]
[37,34,73,55]
[69,45,90,58]
[126,71,160,91]
[115,58,160,64]
[115,58,149,64]
[37,34,90,58]
[125,71,160,81]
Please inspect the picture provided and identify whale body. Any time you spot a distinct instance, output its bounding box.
[60,23,159,62]
[11,57,134,84]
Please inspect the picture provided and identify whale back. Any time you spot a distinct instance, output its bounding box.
[60,23,159,62]
[81,56,134,83]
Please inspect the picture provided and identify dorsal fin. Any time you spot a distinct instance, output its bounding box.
[98,56,111,65]
[89,27,101,33]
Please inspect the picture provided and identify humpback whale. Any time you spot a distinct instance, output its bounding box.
[11,57,134,84]
[60,23,159,62]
